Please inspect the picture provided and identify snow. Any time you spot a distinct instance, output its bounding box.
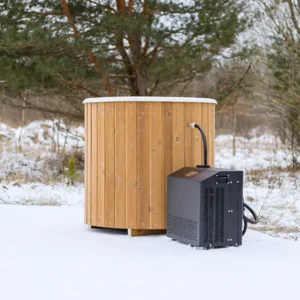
[0,205,299,300]
[215,134,292,170]
[0,121,299,299]
[0,122,299,239]
[0,182,83,207]
[0,120,84,182]
[215,134,300,239]
[0,120,84,153]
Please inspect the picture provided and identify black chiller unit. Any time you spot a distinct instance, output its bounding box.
[167,122,258,249]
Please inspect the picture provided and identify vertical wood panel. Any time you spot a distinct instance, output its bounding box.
[86,103,92,225]
[184,103,194,167]
[85,100,216,231]
[201,103,209,166]
[208,104,215,166]
[192,103,203,167]
[137,102,151,228]
[104,102,115,227]
[162,103,173,227]
[125,102,138,229]
[150,102,162,229]
[115,102,126,228]
[91,104,98,226]
[212,105,215,166]
[97,103,105,226]
[172,103,185,171]
[84,104,88,224]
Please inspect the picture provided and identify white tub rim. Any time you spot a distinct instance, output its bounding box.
[83,96,217,104]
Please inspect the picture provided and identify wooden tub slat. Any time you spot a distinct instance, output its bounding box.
[84,100,216,232]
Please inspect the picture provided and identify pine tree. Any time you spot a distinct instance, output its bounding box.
[0,0,250,118]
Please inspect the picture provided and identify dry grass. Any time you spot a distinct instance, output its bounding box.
[251,225,300,234]
[20,198,62,206]
[243,164,300,240]
[0,149,84,184]
[0,195,63,206]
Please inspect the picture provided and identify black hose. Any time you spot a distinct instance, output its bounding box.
[188,122,258,237]
[242,202,259,236]
[194,124,208,167]
[244,203,259,225]
[242,218,248,236]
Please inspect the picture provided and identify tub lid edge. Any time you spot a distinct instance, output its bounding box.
[83,96,217,104]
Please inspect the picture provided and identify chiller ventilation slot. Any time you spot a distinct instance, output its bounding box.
[204,188,214,244]
[204,187,225,245]
[167,215,198,241]
[215,187,225,243]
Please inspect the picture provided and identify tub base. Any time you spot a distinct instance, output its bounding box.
[128,229,166,237]
[91,226,166,237]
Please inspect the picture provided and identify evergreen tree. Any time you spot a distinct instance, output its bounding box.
[0,0,250,118]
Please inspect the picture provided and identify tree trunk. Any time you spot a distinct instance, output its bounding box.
[22,92,26,127]
[135,69,148,96]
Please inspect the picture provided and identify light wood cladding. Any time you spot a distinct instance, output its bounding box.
[85,101,215,230]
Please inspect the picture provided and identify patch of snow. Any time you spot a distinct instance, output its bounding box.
[0,120,84,182]
[0,182,83,207]
[215,134,292,170]
[0,123,299,240]
[0,205,299,300]
[0,120,84,153]
[215,134,300,240]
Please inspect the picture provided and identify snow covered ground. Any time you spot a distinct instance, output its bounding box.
[0,121,299,240]
[216,134,300,240]
[0,205,300,300]
[0,120,84,182]
[215,134,293,170]
[0,120,84,152]
[0,121,299,299]
[0,182,83,207]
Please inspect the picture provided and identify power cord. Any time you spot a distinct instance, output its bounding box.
[187,122,259,237]
[242,202,259,236]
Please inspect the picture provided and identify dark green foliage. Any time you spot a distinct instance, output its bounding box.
[0,0,251,117]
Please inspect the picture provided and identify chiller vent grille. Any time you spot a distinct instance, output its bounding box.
[204,188,214,244]
[215,187,225,243]
[167,215,198,241]
[204,187,225,245]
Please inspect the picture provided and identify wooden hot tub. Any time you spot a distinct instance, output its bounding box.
[84,97,217,236]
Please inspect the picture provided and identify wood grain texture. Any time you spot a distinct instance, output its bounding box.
[85,101,216,230]
[172,102,185,171]
[104,102,115,227]
[209,104,215,167]
[201,103,209,166]
[125,102,138,229]
[91,104,98,226]
[150,102,162,228]
[137,102,151,228]
[193,103,202,166]
[115,102,126,228]
[84,104,88,224]
[128,229,166,237]
[86,103,92,225]
[162,102,173,228]
[97,103,105,226]
[184,103,194,167]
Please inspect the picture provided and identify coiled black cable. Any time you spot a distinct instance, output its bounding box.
[242,202,259,236]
